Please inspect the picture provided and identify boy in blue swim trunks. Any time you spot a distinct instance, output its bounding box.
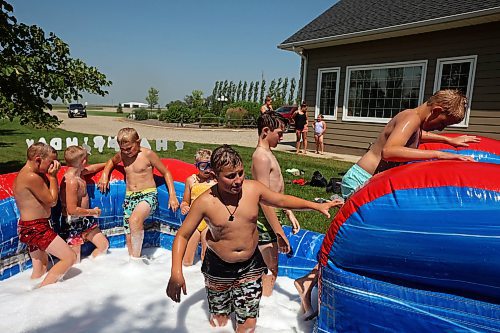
[98,128,179,258]
[166,145,342,332]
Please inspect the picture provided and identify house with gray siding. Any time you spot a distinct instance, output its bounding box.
[279,0,500,155]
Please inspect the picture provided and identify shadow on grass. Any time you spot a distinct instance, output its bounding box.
[0,161,24,173]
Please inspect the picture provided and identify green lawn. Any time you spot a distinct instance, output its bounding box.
[0,119,352,233]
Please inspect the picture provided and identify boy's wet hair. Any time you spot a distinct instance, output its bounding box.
[210,145,243,174]
[195,148,212,161]
[427,89,468,122]
[27,142,57,160]
[257,111,285,135]
[117,127,140,144]
[64,145,87,167]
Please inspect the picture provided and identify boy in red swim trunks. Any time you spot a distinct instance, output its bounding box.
[59,146,109,262]
[14,143,76,288]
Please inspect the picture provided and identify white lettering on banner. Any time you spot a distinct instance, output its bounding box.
[38,137,47,144]
[140,138,151,149]
[66,137,78,147]
[49,138,62,150]
[93,136,105,153]
[82,137,92,155]
[107,136,119,152]
[26,139,34,148]
[156,139,168,151]
[175,141,184,151]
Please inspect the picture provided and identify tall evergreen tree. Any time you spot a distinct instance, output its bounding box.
[282,77,289,102]
[276,78,283,99]
[248,82,254,101]
[260,79,266,104]
[222,80,229,98]
[253,81,259,103]
[242,81,248,100]
[236,80,242,101]
[288,78,296,105]
[228,81,234,101]
[268,79,276,99]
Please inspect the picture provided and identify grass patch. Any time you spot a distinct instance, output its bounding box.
[0,119,352,234]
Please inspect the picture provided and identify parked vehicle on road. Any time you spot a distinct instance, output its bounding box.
[275,105,298,132]
[67,103,87,118]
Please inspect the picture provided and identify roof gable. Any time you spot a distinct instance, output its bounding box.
[280,0,500,49]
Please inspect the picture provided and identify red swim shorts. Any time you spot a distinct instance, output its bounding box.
[18,218,58,252]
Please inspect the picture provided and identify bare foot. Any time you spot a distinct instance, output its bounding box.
[210,314,229,327]
[262,274,276,297]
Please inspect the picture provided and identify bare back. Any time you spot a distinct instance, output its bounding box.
[198,181,263,263]
[60,171,89,216]
[357,109,421,175]
[122,148,157,191]
[13,167,52,221]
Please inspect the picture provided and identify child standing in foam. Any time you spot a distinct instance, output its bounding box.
[98,128,179,259]
[59,146,109,263]
[180,149,217,266]
[314,114,326,154]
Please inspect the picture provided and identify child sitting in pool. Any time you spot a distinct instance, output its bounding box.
[14,143,76,288]
[180,148,217,266]
[98,128,179,259]
[166,145,343,333]
[59,145,109,263]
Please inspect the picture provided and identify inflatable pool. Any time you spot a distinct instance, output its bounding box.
[0,158,320,282]
[317,135,500,332]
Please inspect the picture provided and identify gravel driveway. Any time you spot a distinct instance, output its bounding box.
[50,111,359,162]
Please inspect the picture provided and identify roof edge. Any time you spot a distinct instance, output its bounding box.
[278,6,500,51]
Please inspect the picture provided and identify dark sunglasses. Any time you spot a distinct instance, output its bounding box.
[195,161,211,171]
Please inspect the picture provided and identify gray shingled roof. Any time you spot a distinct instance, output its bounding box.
[280,0,500,46]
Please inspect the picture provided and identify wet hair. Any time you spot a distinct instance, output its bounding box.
[427,89,468,122]
[64,145,87,167]
[195,148,212,162]
[257,111,285,135]
[210,145,243,174]
[27,142,57,160]
[117,127,140,144]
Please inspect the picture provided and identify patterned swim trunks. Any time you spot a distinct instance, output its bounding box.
[17,218,58,252]
[201,248,267,324]
[123,188,158,234]
[60,216,98,246]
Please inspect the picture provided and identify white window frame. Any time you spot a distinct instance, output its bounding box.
[433,55,477,128]
[342,60,428,123]
[315,67,341,120]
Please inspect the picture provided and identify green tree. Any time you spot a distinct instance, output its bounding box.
[288,78,296,105]
[185,89,204,108]
[253,81,259,103]
[0,1,111,128]
[236,80,242,101]
[146,87,159,110]
[282,77,289,102]
[268,79,276,99]
[260,79,266,104]
[241,81,248,101]
[247,82,254,102]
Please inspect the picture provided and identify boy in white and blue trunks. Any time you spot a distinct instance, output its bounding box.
[166,145,342,332]
[98,128,179,259]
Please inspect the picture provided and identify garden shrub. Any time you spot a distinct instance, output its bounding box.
[133,108,148,121]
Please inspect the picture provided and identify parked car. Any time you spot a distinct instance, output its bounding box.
[275,105,298,132]
[67,103,87,118]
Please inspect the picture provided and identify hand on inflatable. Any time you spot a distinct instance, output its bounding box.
[47,160,61,178]
[437,151,476,162]
[449,135,481,147]
[169,196,180,212]
[166,273,187,303]
[97,175,109,193]
[317,199,344,218]
[92,207,101,217]
[180,204,190,215]
[277,232,291,254]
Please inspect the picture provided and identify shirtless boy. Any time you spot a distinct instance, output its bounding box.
[98,128,179,258]
[60,146,109,262]
[260,95,273,114]
[252,111,301,296]
[166,145,342,333]
[295,89,479,320]
[14,143,76,288]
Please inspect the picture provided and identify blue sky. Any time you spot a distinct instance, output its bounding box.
[10,1,335,106]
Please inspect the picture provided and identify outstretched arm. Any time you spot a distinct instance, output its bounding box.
[98,153,121,192]
[149,151,179,212]
[421,131,480,147]
[82,162,106,176]
[166,199,204,302]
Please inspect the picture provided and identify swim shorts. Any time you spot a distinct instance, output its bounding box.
[256,208,286,245]
[18,218,57,252]
[60,216,98,246]
[201,248,267,324]
[123,188,158,234]
[341,164,372,199]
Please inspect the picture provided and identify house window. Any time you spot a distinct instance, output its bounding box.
[315,68,340,120]
[433,55,477,127]
[343,61,427,123]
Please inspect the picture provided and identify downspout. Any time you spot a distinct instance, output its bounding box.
[292,46,307,103]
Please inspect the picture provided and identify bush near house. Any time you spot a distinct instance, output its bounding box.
[133,108,149,120]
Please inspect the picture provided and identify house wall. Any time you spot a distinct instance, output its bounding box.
[304,21,500,155]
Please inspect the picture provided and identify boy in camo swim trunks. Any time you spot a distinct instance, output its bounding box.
[98,128,179,258]
[166,145,342,332]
